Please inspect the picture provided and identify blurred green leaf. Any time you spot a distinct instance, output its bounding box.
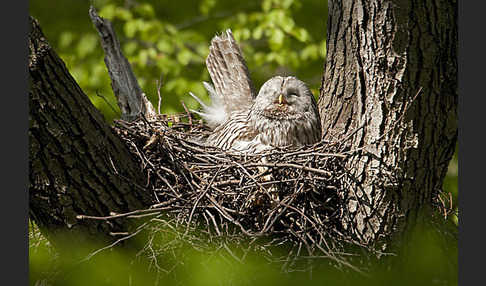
[200,0,217,15]
[269,28,284,49]
[123,41,138,56]
[134,3,155,18]
[76,34,98,58]
[293,27,310,42]
[262,0,273,12]
[115,7,133,21]
[177,49,193,65]
[59,31,74,48]
[98,4,116,20]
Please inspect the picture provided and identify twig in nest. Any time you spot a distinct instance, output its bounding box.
[79,221,149,263]
[180,100,193,127]
[185,167,222,235]
[156,73,163,114]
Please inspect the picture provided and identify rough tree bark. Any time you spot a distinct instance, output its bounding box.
[318,0,457,244]
[88,7,156,121]
[29,17,154,247]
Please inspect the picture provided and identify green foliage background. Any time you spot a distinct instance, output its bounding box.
[29,0,458,284]
[30,0,327,122]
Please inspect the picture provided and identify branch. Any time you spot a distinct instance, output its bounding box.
[89,6,156,121]
[28,16,154,248]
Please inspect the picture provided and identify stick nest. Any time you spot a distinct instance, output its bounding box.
[111,113,366,270]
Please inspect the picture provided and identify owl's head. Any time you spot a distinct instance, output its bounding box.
[251,76,318,120]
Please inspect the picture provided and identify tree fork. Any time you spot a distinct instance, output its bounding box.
[318,0,457,244]
[28,0,457,251]
[28,17,154,247]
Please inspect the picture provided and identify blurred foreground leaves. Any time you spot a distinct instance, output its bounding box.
[30,212,457,286]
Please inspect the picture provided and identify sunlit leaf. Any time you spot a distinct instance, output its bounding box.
[76,34,98,58]
[269,29,284,49]
[177,49,193,65]
[98,4,116,20]
[59,32,74,48]
[134,3,155,18]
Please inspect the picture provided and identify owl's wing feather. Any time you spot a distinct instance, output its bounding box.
[189,83,226,129]
[204,29,255,123]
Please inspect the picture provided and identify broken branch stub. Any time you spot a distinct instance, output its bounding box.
[89,6,156,121]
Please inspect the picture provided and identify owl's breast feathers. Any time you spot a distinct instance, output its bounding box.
[249,108,321,149]
[206,112,257,151]
[206,108,321,153]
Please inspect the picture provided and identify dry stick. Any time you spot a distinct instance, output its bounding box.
[287,227,313,262]
[296,152,348,158]
[128,139,150,169]
[164,139,196,193]
[155,171,182,198]
[95,90,119,115]
[156,164,178,179]
[204,192,255,237]
[281,246,296,272]
[223,243,243,263]
[156,74,163,114]
[205,209,222,236]
[259,193,298,235]
[150,198,179,208]
[142,235,165,273]
[280,147,347,158]
[109,232,129,236]
[139,109,155,131]
[76,206,175,221]
[284,201,332,251]
[305,232,366,275]
[180,100,193,126]
[259,162,309,234]
[114,120,150,138]
[238,178,302,190]
[129,137,181,198]
[244,162,332,177]
[201,212,213,237]
[80,221,149,263]
[185,167,222,235]
[233,161,277,203]
[151,217,179,234]
[208,186,245,215]
[127,212,165,219]
[291,241,304,270]
[437,194,448,219]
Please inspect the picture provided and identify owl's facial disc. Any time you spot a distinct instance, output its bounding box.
[252,76,311,120]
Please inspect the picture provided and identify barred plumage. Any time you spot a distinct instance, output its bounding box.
[193,30,321,153]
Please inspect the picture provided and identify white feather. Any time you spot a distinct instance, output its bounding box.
[189,82,228,129]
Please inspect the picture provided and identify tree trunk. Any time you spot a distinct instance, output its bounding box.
[29,17,153,247]
[318,0,457,244]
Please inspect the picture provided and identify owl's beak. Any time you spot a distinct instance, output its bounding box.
[278,94,287,105]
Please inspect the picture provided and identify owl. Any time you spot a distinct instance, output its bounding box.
[191,30,321,153]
